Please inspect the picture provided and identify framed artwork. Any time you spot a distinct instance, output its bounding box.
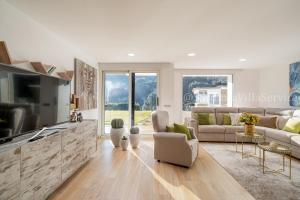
[289,61,300,106]
[74,58,97,110]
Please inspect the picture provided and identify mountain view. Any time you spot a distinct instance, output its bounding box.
[105,74,157,110]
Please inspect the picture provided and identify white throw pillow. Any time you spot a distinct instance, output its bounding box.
[229,113,241,126]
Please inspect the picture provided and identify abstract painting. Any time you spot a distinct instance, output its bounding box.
[74,58,97,110]
[289,62,300,106]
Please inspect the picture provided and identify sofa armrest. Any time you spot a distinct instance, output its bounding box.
[185,117,198,135]
[188,127,197,139]
[153,132,193,166]
[153,132,187,141]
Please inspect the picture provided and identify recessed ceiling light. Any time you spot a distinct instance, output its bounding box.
[128,53,135,57]
[239,58,247,62]
[187,53,196,57]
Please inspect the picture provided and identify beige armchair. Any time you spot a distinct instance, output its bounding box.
[152,110,198,167]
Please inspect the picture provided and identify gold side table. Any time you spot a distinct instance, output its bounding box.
[235,131,265,159]
[258,142,292,179]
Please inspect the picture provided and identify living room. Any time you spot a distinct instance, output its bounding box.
[0,0,300,200]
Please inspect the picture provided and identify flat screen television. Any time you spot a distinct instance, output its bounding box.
[0,64,71,143]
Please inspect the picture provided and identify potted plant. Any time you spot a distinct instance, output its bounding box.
[121,136,129,151]
[129,126,140,148]
[110,119,124,147]
[239,112,259,135]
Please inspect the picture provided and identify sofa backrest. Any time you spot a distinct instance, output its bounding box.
[265,108,294,116]
[191,106,295,127]
[215,107,238,125]
[191,107,216,121]
[238,107,265,115]
[152,110,169,132]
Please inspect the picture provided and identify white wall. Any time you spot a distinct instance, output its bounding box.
[258,65,289,108]
[0,0,98,119]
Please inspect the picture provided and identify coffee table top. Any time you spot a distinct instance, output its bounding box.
[235,131,264,139]
[258,142,291,155]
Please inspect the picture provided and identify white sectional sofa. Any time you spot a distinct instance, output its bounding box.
[186,107,300,159]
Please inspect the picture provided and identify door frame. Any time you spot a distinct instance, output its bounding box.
[101,70,160,135]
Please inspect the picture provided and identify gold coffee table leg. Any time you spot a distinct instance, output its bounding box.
[235,135,238,152]
[259,148,261,166]
[263,150,265,174]
[283,155,285,171]
[289,154,292,179]
[254,139,257,155]
[241,140,244,159]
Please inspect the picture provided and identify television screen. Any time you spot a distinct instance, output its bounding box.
[0,64,70,141]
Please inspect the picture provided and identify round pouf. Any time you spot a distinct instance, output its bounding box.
[110,128,124,147]
[129,134,140,148]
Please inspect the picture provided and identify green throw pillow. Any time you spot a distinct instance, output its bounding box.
[223,113,231,125]
[173,123,192,140]
[196,113,216,125]
[282,118,300,133]
[166,125,175,132]
[0,118,7,123]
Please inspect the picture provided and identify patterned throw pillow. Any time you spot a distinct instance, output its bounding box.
[229,113,241,126]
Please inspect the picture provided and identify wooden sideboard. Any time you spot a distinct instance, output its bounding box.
[0,120,97,200]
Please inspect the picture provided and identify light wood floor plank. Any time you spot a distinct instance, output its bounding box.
[48,136,255,200]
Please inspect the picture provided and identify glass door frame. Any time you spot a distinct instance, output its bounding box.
[101,70,160,135]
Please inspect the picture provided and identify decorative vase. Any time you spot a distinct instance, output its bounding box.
[129,134,140,148]
[244,124,255,135]
[110,127,124,147]
[121,139,129,151]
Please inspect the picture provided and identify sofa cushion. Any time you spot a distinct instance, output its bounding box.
[198,125,225,133]
[223,125,266,134]
[223,125,244,134]
[264,128,297,143]
[255,126,267,135]
[256,116,277,128]
[291,135,300,147]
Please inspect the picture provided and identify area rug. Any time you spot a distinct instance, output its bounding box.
[201,142,300,200]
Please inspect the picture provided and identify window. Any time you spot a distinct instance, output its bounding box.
[182,75,233,111]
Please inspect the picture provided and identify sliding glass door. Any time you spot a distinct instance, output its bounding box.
[132,73,158,134]
[104,72,129,134]
[103,72,158,134]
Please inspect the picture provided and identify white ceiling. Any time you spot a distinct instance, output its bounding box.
[7,0,300,69]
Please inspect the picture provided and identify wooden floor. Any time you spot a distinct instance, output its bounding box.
[48,136,255,200]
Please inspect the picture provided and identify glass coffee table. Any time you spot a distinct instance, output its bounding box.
[258,142,292,179]
[235,131,265,159]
